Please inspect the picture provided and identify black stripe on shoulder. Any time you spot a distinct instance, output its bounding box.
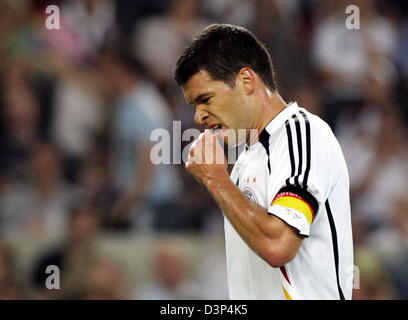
[325,200,345,300]
[259,128,271,174]
[277,185,319,214]
[299,110,311,189]
[292,114,303,187]
[285,119,295,186]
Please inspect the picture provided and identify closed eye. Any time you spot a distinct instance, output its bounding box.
[201,97,211,105]
[189,93,214,107]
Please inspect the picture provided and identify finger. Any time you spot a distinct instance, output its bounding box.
[204,131,220,164]
[205,131,226,165]
[193,136,206,164]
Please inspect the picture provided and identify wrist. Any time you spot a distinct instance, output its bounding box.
[206,171,231,194]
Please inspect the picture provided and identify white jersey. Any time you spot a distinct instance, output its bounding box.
[225,102,353,300]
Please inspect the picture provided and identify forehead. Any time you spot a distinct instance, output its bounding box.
[182,70,231,103]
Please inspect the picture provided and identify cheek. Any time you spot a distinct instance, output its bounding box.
[223,96,242,117]
[214,92,246,126]
[231,93,248,114]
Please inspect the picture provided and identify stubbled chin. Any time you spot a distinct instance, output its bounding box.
[217,127,240,148]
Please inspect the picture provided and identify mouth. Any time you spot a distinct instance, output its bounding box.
[208,123,222,132]
[212,124,222,133]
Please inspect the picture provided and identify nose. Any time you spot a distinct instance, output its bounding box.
[194,106,209,125]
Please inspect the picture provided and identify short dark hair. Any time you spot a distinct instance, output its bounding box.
[174,24,277,91]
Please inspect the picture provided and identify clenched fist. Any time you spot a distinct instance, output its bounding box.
[185,130,228,187]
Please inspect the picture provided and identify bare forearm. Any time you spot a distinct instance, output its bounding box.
[185,131,302,267]
[206,176,284,261]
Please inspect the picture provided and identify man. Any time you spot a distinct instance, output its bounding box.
[98,51,181,230]
[174,24,353,300]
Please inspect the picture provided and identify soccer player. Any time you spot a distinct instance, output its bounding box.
[174,24,353,300]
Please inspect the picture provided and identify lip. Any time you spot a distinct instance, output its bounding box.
[207,123,222,130]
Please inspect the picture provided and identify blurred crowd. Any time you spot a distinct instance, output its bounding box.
[0,0,407,300]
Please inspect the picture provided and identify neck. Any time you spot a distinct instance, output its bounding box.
[248,91,287,145]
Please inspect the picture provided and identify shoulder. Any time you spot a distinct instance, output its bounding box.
[271,107,332,141]
[269,107,342,167]
[262,103,338,156]
[302,109,334,137]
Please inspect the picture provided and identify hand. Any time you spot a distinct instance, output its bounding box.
[185,130,228,187]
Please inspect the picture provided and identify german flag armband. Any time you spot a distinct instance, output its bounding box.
[268,186,319,237]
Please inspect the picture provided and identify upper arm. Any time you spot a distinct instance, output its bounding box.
[265,112,331,261]
[262,214,304,267]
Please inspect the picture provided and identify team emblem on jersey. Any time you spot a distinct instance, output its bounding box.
[243,187,258,204]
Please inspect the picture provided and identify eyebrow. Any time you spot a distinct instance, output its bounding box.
[188,92,212,106]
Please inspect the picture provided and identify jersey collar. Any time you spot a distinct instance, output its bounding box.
[264,102,299,136]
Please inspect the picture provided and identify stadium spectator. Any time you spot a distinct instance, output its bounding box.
[196,249,228,299]
[312,0,397,130]
[0,142,74,235]
[30,199,100,299]
[0,61,40,181]
[352,248,395,300]
[378,195,408,299]
[339,98,408,239]
[49,53,106,183]
[96,50,182,231]
[249,0,307,95]
[135,240,201,299]
[133,0,209,92]
[83,257,128,299]
[0,242,23,299]
[42,0,116,61]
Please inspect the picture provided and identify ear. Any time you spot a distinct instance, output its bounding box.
[236,67,256,95]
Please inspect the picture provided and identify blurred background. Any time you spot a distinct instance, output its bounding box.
[0,0,407,300]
